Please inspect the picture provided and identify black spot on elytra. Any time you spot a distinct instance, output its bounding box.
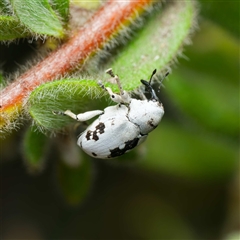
[92,152,97,157]
[86,130,91,140]
[92,131,99,141]
[96,122,105,134]
[108,138,139,158]
[85,122,105,141]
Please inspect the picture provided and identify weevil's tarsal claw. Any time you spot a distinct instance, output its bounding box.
[52,110,65,116]
[98,80,105,89]
[105,68,115,78]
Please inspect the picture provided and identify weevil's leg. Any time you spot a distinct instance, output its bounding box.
[105,68,124,95]
[98,81,123,103]
[53,110,103,121]
[120,90,131,104]
[102,68,131,104]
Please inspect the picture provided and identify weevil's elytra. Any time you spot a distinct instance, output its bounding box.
[53,68,167,159]
[148,118,156,128]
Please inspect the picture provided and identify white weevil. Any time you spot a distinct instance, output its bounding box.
[54,69,167,159]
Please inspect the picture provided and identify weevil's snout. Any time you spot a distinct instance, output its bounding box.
[140,69,159,101]
[141,70,169,101]
[140,79,159,101]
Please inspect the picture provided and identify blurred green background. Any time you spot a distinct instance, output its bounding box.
[0,1,239,239]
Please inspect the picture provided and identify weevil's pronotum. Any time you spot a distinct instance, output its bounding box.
[54,69,168,159]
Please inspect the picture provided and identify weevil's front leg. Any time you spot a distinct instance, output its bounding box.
[105,68,124,95]
[105,68,131,104]
[98,81,124,103]
[53,110,103,121]
[98,68,131,104]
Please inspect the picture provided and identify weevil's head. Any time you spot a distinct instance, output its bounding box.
[126,70,168,135]
[140,69,169,102]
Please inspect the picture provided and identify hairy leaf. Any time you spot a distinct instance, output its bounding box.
[51,0,69,23]
[9,0,65,37]
[0,15,29,40]
[105,0,196,91]
[28,79,103,131]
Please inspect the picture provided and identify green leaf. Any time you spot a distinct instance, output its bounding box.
[23,126,49,173]
[0,72,4,87]
[0,15,30,40]
[224,232,240,240]
[104,0,197,91]
[0,0,10,15]
[51,0,69,23]
[198,0,239,39]
[166,69,239,138]
[139,121,238,181]
[55,134,92,206]
[166,21,239,139]
[178,21,239,84]
[123,196,194,239]
[57,155,92,205]
[28,79,103,131]
[9,0,64,37]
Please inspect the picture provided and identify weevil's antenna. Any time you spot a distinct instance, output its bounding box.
[141,69,158,101]
[161,72,169,85]
[149,69,157,84]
